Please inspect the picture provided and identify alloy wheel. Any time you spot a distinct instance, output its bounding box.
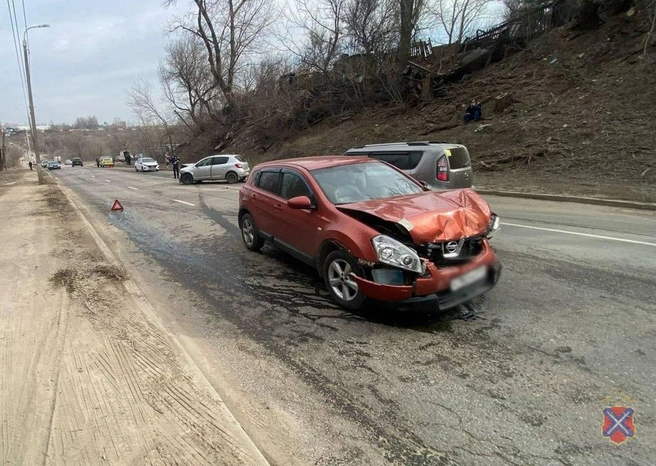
[327,259,359,301]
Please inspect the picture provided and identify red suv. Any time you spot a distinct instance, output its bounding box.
[238,156,501,312]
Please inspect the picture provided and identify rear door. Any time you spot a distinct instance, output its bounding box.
[194,157,213,180]
[210,156,229,180]
[250,169,282,237]
[444,147,473,188]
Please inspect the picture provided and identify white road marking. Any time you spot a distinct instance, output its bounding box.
[3,182,16,186]
[502,222,656,247]
[91,175,96,178]
[173,199,195,207]
[128,186,138,190]
[105,179,111,183]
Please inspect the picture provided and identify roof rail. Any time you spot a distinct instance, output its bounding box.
[407,141,431,146]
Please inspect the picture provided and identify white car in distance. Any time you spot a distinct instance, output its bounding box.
[135,157,160,172]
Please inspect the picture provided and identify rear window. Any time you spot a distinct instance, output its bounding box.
[235,156,246,162]
[445,147,470,169]
[369,151,424,170]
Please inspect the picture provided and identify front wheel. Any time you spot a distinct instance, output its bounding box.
[225,171,238,184]
[180,173,194,185]
[323,250,365,310]
[239,213,264,252]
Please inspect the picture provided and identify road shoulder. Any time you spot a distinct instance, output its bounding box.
[0,172,269,465]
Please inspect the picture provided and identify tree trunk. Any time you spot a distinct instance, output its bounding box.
[575,0,601,29]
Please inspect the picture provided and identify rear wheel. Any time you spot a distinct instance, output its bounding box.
[226,171,238,184]
[323,250,365,310]
[239,213,264,251]
[181,173,193,185]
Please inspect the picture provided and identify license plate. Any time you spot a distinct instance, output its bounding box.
[451,266,487,291]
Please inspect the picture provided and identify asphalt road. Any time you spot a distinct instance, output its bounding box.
[49,165,656,466]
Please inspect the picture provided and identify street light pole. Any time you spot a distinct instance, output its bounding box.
[23,24,49,183]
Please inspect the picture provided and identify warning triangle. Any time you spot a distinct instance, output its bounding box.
[111,199,124,211]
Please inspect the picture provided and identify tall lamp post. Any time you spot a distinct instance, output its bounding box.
[23,24,50,182]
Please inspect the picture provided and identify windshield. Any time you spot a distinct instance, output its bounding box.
[141,158,155,163]
[311,161,423,204]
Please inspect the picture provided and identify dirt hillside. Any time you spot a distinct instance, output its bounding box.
[229,11,656,202]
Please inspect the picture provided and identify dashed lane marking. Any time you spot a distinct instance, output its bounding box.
[128,186,138,190]
[502,222,656,247]
[105,179,111,183]
[173,199,195,207]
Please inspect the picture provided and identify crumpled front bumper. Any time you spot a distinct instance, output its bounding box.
[350,241,501,311]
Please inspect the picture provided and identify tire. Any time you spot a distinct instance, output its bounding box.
[226,171,238,184]
[239,213,264,252]
[322,250,365,310]
[181,173,194,185]
[135,166,138,171]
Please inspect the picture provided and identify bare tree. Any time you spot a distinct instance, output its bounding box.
[342,0,398,56]
[167,0,277,111]
[127,80,176,160]
[159,35,221,128]
[428,0,494,45]
[279,0,346,74]
[398,0,426,62]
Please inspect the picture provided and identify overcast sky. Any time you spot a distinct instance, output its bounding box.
[1,0,187,125]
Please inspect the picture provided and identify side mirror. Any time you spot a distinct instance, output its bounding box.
[287,195,314,210]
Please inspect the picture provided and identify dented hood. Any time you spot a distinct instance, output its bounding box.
[337,189,491,243]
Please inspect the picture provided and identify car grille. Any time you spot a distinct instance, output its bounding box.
[416,237,484,267]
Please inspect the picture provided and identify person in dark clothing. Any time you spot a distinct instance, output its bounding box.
[96,156,100,168]
[464,99,482,123]
[29,161,33,171]
[171,155,180,179]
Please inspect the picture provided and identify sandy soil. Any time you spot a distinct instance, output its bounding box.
[0,170,268,465]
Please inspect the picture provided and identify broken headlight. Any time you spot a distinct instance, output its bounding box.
[371,235,424,274]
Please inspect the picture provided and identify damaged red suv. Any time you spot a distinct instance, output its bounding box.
[238,156,501,312]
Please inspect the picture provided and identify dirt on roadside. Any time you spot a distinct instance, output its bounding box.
[0,171,268,465]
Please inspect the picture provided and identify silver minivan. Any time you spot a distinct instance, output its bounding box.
[344,141,473,190]
[180,154,250,184]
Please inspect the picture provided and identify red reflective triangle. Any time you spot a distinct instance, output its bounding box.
[111,199,124,211]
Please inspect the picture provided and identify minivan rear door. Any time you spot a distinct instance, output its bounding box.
[444,147,473,188]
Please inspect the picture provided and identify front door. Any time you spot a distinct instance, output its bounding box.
[274,169,318,261]
[194,157,213,180]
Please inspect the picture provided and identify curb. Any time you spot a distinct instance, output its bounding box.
[53,179,271,466]
[475,189,656,212]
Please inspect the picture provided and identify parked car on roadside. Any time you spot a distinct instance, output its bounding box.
[99,156,114,168]
[64,159,73,166]
[47,161,61,170]
[180,154,249,185]
[238,156,500,312]
[72,157,83,167]
[344,141,473,190]
[40,160,48,168]
[135,157,160,172]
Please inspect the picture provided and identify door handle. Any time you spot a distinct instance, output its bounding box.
[274,203,282,209]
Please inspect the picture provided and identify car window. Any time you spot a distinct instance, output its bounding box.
[257,171,280,195]
[445,147,470,169]
[312,161,422,204]
[212,156,229,165]
[280,172,312,200]
[368,151,424,170]
[196,158,212,167]
[142,158,155,163]
[235,156,246,162]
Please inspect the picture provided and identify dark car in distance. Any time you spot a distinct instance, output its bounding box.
[238,156,501,312]
[72,157,83,167]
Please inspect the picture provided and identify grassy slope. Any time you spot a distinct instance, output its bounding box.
[227,12,655,202]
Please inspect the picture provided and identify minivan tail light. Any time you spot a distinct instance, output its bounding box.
[235,163,243,168]
[436,155,448,182]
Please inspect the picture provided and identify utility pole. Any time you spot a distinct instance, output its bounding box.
[23,24,50,183]
[0,127,6,171]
